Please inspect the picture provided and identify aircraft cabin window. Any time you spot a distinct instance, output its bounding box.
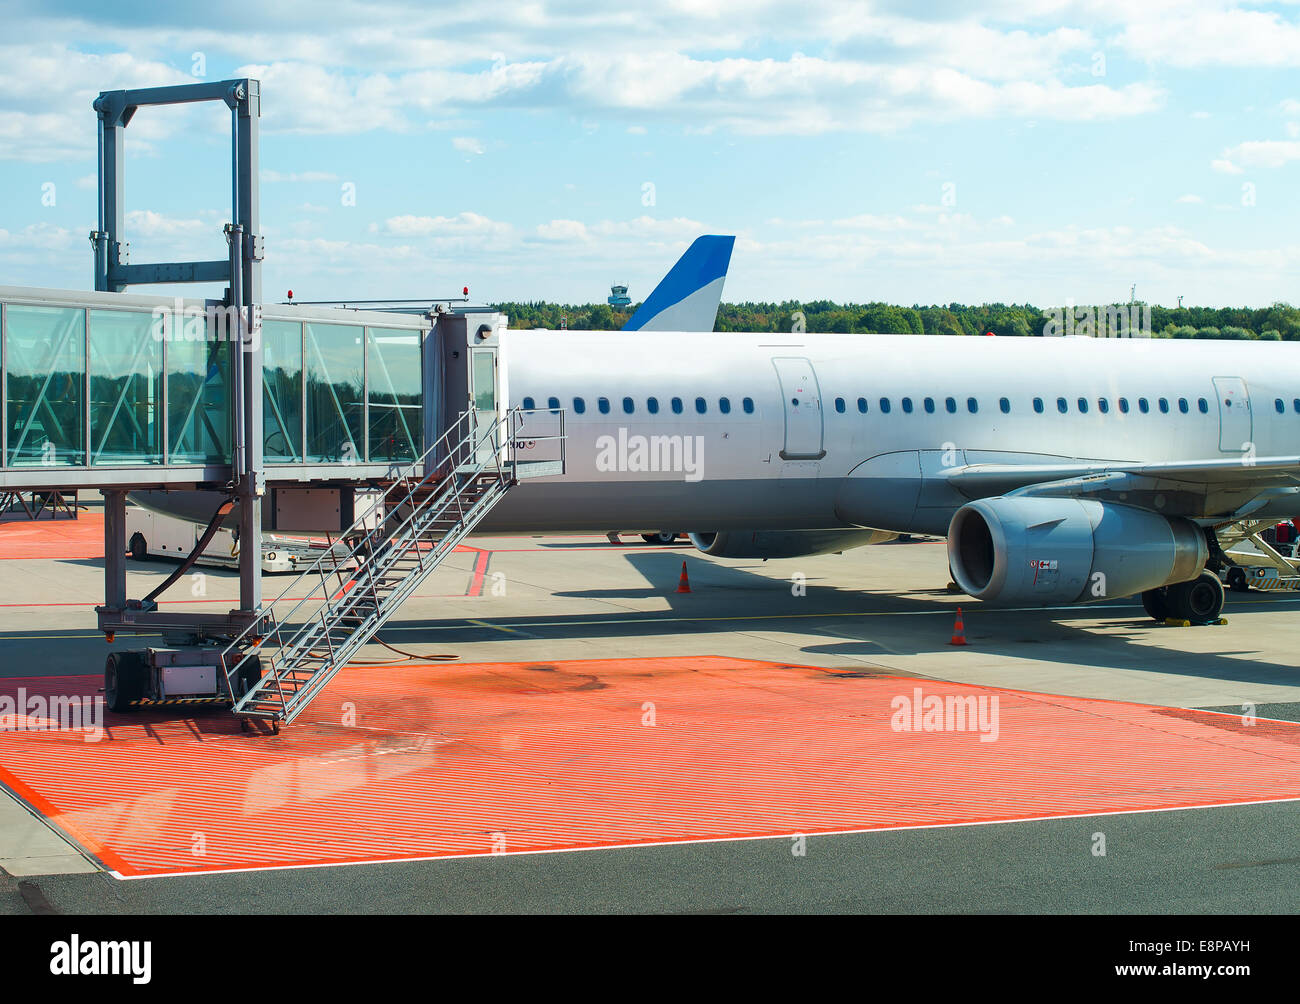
[671,397,684,414]
[1077,397,1089,414]
[622,396,635,414]
[647,397,659,414]
[902,397,914,413]
[1118,398,1130,413]
[598,397,610,414]
[880,397,892,414]
[696,397,708,414]
[945,397,957,414]
[548,396,560,411]
[1057,397,1068,414]
[523,396,536,410]
[1158,398,1170,413]
[719,397,731,414]
[1033,397,1044,414]
[1277,398,1286,414]
[743,397,755,414]
[857,397,867,414]
[1178,398,1189,414]
[967,397,978,414]
[1098,398,1109,414]
[573,397,586,415]
[999,397,1010,414]
[924,397,935,414]
[835,397,846,414]
[1138,398,1150,413]
[1294,398,1300,414]
[1197,398,1209,414]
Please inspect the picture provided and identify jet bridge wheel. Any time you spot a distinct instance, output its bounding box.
[105,651,148,713]
[128,532,148,561]
[1225,567,1250,593]
[1167,572,1226,624]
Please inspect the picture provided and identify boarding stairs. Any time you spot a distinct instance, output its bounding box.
[218,409,545,729]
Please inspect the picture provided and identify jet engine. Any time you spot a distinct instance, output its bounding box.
[688,528,897,559]
[947,496,1206,605]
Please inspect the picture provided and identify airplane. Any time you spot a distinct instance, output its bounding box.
[132,240,1300,627]
[490,331,1299,625]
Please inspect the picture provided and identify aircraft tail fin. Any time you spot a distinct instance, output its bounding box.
[623,234,734,332]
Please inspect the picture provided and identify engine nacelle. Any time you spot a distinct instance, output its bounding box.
[947,497,1207,606]
[689,528,897,559]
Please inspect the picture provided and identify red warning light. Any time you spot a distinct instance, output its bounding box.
[463,286,469,297]
[984,330,995,336]
[287,290,294,300]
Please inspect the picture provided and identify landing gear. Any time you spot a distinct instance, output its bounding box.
[104,651,148,712]
[1225,567,1250,593]
[1140,587,1169,622]
[641,531,677,545]
[1142,571,1225,625]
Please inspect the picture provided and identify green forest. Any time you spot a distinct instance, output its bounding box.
[495,300,1300,340]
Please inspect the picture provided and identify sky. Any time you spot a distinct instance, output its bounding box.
[0,0,1298,309]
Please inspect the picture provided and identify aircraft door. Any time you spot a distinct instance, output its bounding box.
[469,346,500,466]
[772,356,826,460]
[1212,376,1252,453]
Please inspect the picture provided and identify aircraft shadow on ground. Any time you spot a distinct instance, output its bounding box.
[393,549,1300,692]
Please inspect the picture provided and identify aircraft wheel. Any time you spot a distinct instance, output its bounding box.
[1168,572,1225,624]
[1140,587,1170,622]
[642,531,677,545]
[129,532,148,561]
[105,651,148,712]
[1225,567,1250,593]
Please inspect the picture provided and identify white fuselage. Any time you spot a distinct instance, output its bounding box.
[484,330,1300,534]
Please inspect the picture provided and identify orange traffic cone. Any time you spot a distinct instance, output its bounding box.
[676,560,692,594]
[949,607,969,646]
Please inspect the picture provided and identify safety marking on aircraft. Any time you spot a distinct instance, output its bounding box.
[4,658,1300,879]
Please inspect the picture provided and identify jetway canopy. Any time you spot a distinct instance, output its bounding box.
[0,284,466,490]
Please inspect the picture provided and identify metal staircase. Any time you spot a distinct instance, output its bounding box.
[218,408,554,729]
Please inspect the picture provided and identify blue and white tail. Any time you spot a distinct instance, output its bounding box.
[623,235,734,332]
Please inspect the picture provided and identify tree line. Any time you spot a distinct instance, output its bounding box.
[495,299,1300,340]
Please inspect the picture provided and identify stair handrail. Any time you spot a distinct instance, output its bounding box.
[218,408,512,685]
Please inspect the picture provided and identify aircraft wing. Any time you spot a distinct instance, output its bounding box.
[944,455,1300,521]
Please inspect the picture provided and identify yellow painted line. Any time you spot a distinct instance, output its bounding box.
[466,618,533,636]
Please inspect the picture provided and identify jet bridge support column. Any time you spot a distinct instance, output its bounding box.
[103,490,127,615]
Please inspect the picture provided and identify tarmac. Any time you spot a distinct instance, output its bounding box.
[1,514,1299,912]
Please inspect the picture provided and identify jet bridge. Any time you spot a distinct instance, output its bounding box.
[0,78,564,726]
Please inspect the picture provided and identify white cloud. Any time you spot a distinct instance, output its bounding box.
[1114,8,1300,68]
[1211,158,1244,174]
[1219,139,1300,168]
[534,219,590,242]
[452,136,485,155]
[0,43,195,162]
[1176,194,1204,203]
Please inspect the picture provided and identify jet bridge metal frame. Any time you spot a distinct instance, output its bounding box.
[89,79,266,634]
